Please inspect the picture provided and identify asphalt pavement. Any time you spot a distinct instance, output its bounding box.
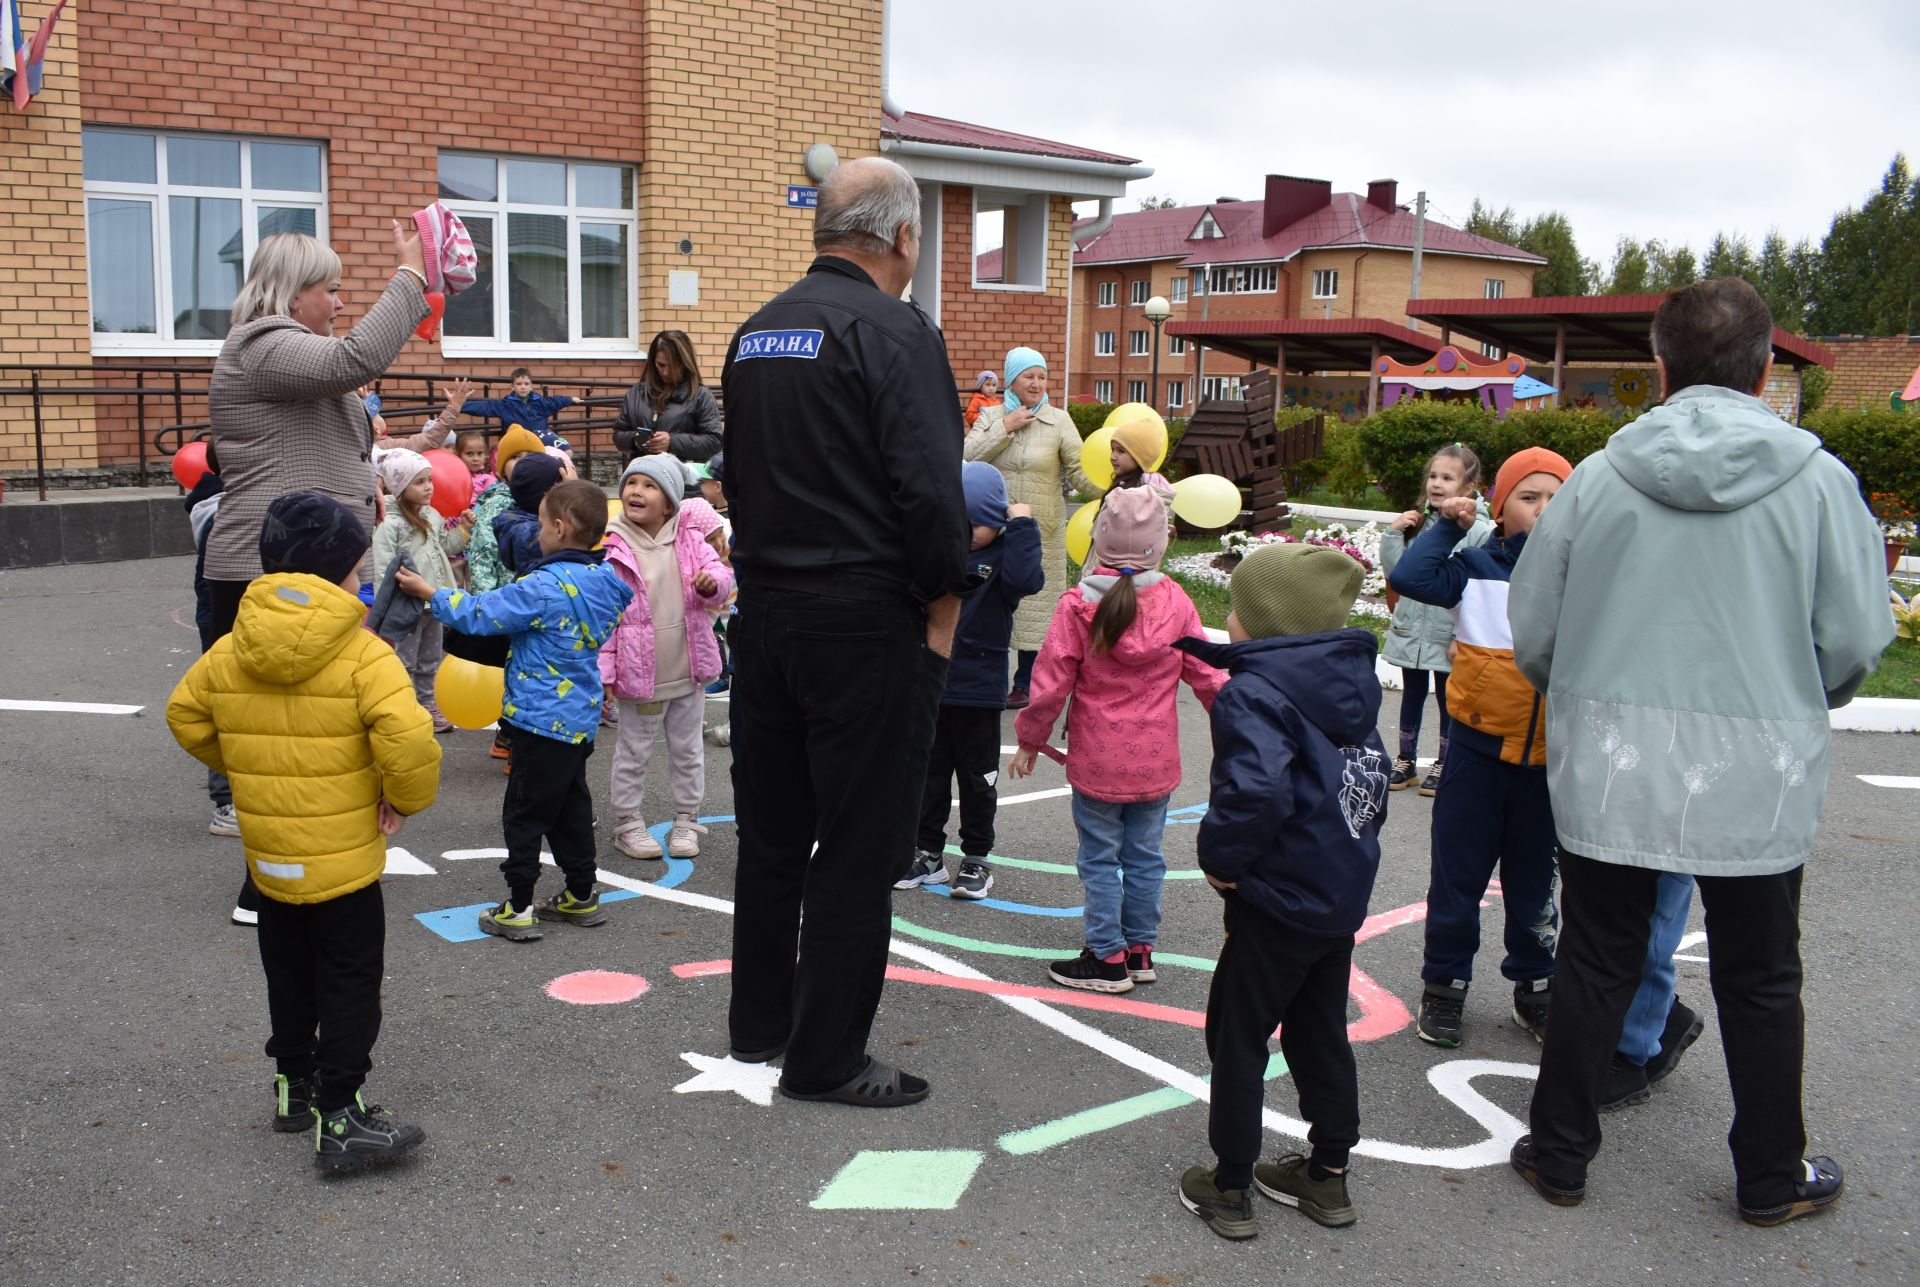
[2,555,1915,1286]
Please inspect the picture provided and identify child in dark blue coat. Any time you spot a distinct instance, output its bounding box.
[491,452,563,578]
[898,462,1043,900]
[462,367,576,449]
[1171,542,1388,1242]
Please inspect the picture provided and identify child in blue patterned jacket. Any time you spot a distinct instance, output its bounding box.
[396,479,632,942]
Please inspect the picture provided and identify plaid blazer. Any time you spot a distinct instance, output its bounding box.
[203,274,429,582]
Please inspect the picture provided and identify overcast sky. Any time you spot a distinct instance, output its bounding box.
[891,0,1919,264]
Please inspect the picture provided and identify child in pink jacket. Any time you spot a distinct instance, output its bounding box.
[601,457,734,860]
[1010,487,1224,995]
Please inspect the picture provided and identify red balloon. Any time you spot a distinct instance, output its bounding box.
[171,440,210,490]
[423,448,472,520]
[414,291,445,341]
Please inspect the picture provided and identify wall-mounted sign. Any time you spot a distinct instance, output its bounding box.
[786,185,819,209]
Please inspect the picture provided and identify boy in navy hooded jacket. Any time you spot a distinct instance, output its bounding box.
[898,462,1043,900]
[1170,542,1388,1242]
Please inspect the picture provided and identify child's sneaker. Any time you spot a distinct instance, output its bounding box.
[614,817,663,860]
[1047,948,1133,994]
[230,904,259,927]
[209,803,242,837]
[1253,1153,1356,1227]
[1388,756,1418,791]
[313,1093,424,1173]
[428,704,454,734]
[709,721,731,746]
[1178,1165,1257,1240]
[1512,979,1551,1043]
[949,859,994,900]
[600,696,619,728]
[478,900,543,941]
[893,849,949,890]
[535,888,606,927]
[488,730,511,760]
[668,815,707,858]
[271,1073,314,1133]
[1416,983,1467,1047]
[1125,946,1157,983]
[1419,760,1444,796]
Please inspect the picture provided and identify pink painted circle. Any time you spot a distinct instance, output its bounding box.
[544,970,650,1005]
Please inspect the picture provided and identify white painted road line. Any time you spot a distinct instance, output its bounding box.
[1858,775,1920,789]
[0,699,144,715]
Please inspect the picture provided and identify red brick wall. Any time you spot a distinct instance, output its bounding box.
[938,184,1069,396]
[1820,335,1920,410]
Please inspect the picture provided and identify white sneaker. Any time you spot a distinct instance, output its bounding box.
[209,804,241,837]
[668,816,706,858]
[709,722,731,746]
[614,817,663,860]
[230,905,259,926]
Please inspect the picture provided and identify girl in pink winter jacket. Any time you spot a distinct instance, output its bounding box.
[601,457,734,860]
[1009,487,1225,995]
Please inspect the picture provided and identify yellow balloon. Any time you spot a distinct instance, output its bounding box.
[1080,427,1116,490]
[1064,499,1100,566]
[1170,473,1243,529]
[596,496,623,550]
[434,654,507,730]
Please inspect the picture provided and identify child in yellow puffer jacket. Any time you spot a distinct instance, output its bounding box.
[167,492,441,1174]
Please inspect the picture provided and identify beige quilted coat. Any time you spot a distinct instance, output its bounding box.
[964,402,1095,653]
[203,274,430,583]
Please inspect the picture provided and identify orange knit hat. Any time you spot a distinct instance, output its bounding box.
[1491,447,1572,521]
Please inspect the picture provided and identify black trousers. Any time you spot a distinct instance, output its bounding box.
[500,725,599,907]
[728,589,945,1094]
[1529,851,1807,1208]
[1206,895,1360,1179]
[257,882,385,1112]
[916,703,1001,859]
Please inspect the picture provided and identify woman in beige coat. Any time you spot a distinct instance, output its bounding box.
[964,347,1094,708]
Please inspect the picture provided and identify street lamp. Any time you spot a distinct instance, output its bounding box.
[1144,294,1171,410]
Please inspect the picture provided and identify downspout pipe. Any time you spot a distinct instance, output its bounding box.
[881,0,902,118]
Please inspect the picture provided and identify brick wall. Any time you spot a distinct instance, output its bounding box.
[0,22,99,471]
[1820,335,1920,410]
[937,185,1070,393]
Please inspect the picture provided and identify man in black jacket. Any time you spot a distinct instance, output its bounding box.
[721,155,970,1107]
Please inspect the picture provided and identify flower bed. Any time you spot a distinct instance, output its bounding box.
[1165,521,1391,621]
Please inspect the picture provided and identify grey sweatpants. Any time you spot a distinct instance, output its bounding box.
[610,691,706,822]
[390,616,445,710]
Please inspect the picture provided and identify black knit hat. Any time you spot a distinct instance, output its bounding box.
[258,491,369,584]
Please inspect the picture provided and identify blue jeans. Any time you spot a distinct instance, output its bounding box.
[1617,872,1694,1064]
[1072,791,1170,958]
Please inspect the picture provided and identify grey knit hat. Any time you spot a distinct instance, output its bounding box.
[619,455,687,514]
[1229,543,1362,638]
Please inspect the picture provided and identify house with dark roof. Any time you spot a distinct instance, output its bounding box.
[1069,174,1544,410]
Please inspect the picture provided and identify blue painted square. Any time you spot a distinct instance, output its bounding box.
[415,887,643,943]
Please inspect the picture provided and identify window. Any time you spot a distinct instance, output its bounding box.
[1165,380,1186,408]
[1129,279,1149,305]
[436,153,637,354]
[1097,281,1117,307]
[1094,330,1116,357]
[82,129,327,350]
[1202,375,1244,401]
[1311,269,1339,299]
[1191,263,1279,296]
[1095,379,1114,402]
[1190,212,1222,240]
[1481,341,1505,358]
[973,189,1048,290]
[1128,379,1148,403]
[1484,278,1506,299]
[1128,330,1150,357]
[1169,276,1188,304]
[1168,334,1186,356]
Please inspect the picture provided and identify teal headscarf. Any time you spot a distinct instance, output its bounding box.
[1002,347,1049,413]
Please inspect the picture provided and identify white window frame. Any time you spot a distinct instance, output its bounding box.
[1129,279,1149,306]
[437,152,639,359]
[1168,276,1188,304]
[1481,341,1505,359]
[1484,278,1506,299]
[1168,334,1186,356]
[83,129,329,356]
[1128,330,1150,357]
[1096,281,1117,308]
[1127,379,1148,403]
[1094,330,1116,357]
[1192,263,1279,296]
[1165,379,1186,408]
[1095,379,1114,403]
[972,188,1049,293]
[1311,269,1339,299]
[1202,375,1244,401]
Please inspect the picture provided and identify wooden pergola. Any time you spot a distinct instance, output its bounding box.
[1162,317,1442,414]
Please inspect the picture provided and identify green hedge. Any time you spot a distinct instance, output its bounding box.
[1802,407,1920,514]
[1349,401,1634,510]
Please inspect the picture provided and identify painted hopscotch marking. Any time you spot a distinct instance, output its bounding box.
[673,1052,781,1105]
[0,698,143,715]
[1858,775,1920,790]
[811,1150,986,1210]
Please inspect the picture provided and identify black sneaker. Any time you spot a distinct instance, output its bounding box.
[1418,760,1444,796]
[1737,1156,1844,1227]
[1416,983,1467,1047]
[949,859,993,900]
[893,849,949,890]
[1253,1153,1356,1227]
[1645,999,1705,1085]
[271,1073,314,1133]
[1597,1054,1651,1112]
[1510,1134,1585,1206]
[1388,756,1418,791]
[1178,1165,1257,1240]
[313,1095,424,1173]
[1512,979,1551,1043]
[1125,946,1157,984]
[1047,948,1134,994]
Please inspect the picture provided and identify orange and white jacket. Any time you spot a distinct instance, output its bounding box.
[1385,519,1545,767]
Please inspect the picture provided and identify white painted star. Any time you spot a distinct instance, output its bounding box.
[672,1052,781,1106]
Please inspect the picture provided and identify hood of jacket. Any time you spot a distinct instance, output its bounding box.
[1062,575,1187,669]
[1179,629,1381,743]
[1605,386,1821,513]
[230,574,371,685]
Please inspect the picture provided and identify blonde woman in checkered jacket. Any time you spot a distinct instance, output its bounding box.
[197,222,430,920]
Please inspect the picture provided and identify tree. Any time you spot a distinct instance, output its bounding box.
[1648,240,1699,292]
[1465,198,1523,246]
[1604,237,1653,294]
[1703,232,1757,281]
[1809,154,1920,335]
[1519,211,1595,296]
[1135,194,1180,211]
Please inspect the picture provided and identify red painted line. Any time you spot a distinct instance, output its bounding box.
[1355,900,1427,944]
[883,965,1207,1027]
[672,959,734,978]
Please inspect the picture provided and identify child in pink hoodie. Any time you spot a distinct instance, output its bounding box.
[1010,487,1225,994]
[601,456,734,861]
